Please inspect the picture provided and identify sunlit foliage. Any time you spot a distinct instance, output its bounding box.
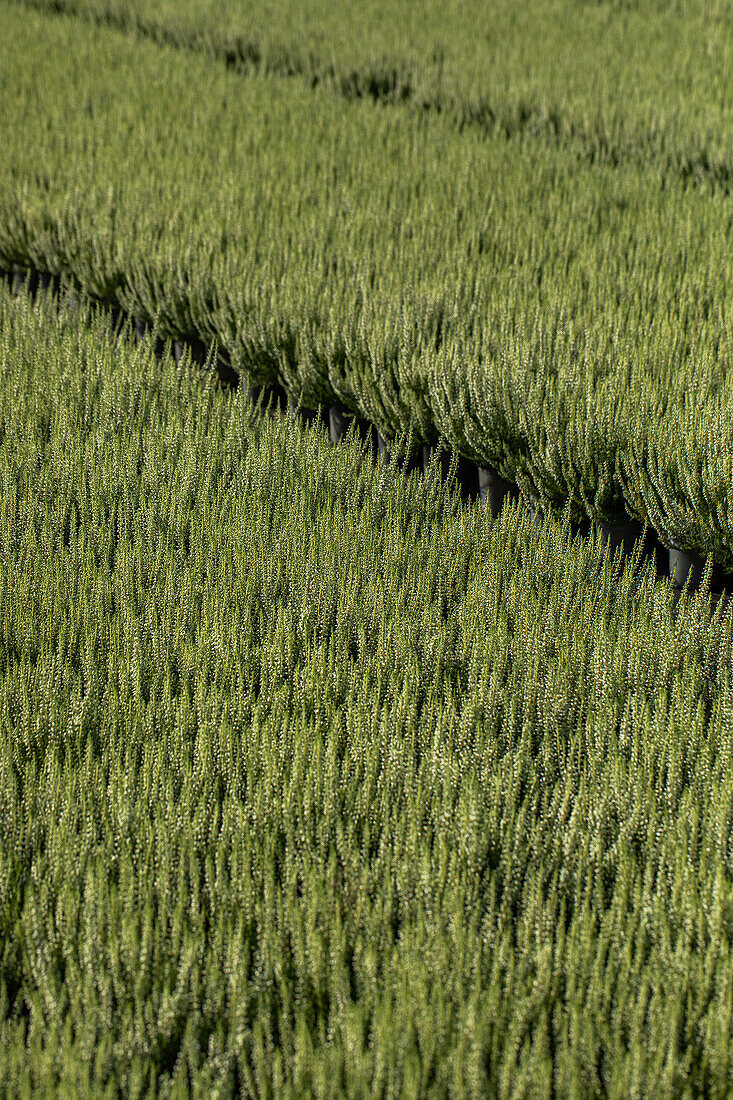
[1,280,733,1097]
[2,3,733,566]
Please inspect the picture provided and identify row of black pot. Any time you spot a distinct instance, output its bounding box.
[3,263,731,610]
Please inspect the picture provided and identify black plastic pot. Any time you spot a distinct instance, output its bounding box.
[328,404,377,461]
[131,316,169,360]
[240,381,264,406]
[106,301,124,334]
[454,456,478,500]
[175,335,213,367]
[182,339,230,383]
[595,518,645,563]
[669,542,705,593]
[525,495,591,536]
[478,464,517,518]
[422,445,477,499]
[421,443,452,484]
[376,432,421,474]
[329,404,356,444]
[12,269,38,296]
[288,396,326,428]
[214,355,238,390]
[255,383,286,417]
[625,529,665,582]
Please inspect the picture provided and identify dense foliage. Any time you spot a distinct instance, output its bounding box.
[10,0,733,193]
[4,1,733,1090]
[2,3,733,567]
[2,284,733,1097]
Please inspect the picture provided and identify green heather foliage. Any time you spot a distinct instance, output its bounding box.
[9,0,733,192]
[3,275,733,1097]
[3,4,733,567]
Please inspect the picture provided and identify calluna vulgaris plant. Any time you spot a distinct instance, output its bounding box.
[1,279,733,1097]
[2,3,733,566]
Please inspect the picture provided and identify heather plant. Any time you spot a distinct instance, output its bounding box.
[2,270,733,1097]
[8,0,733,195]
[2,4,733,560]
[619,394,733,569]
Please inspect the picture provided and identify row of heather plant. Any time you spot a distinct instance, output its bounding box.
[1,3,733,572]
[8,0,733,195]
[2,272,733,1097]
